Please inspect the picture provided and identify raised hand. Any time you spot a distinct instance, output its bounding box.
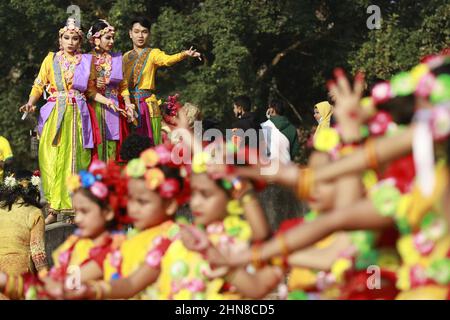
[327,69,366,140]
[185,46,202,61]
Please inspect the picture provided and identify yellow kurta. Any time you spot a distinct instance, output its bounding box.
[122,48,187,144]
[51,235,95,270]
[0,204,47,275]
[103,220,178,299]
[123,48,187,91]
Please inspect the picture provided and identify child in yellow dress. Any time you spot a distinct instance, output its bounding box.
[0,160,127,299]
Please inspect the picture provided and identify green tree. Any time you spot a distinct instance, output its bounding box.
[0,0,448,168]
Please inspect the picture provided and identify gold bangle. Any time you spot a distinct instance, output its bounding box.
[276,233,290,257]
[364,139,378,169]
[297,168,314,199]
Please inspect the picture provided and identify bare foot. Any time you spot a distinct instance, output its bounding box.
[45,209,58,225]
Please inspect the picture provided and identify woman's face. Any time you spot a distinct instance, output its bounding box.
[97,31,115,52]
[129,23,149,48]
[127,178,173,230]
[73,191,112,239]
[189,173,229,226]
[60,31,81,54]
[314,107,321,122]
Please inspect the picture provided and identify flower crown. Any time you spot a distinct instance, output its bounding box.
[125,144,190,204]
[67,160,131,226]
[162,94,183,125]
[59,18,84,38]
[87,19,115,44]
[0,171,41,192]
[369,54,450,106]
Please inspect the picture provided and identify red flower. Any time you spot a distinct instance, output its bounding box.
[159,178,181,198]
[368,111,393,136]
[381,154,416,193]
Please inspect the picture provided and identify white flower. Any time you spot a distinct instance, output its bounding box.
[31,175,41,187]
[4,176,17,188]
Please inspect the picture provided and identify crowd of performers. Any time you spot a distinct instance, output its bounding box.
[0,16,449,300]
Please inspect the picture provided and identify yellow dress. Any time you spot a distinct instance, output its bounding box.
[393,162,450,299]
[158,218,252,300]
[0,136,13,181]
[103,220,179,299]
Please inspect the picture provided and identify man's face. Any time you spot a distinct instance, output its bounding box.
[129,23,149,48]
[266,107,275,117]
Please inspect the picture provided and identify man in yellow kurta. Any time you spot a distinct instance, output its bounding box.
[0,136,13,181]
[123,17,201,145]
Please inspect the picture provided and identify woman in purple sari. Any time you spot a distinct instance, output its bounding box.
[86,19,135,162]
[19,18,118,223]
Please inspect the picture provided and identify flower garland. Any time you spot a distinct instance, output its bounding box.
[92,51,113,87]
[125,144,191,204]
[369,55,450,106]
[56,50,82,87]
[67,160,131,226]
[0,171,41,192]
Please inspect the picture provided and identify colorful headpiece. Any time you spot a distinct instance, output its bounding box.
[59,18,84,38]
[369,54,450,106]
[162,94,183,125]
[125,143,190,204]
[67,160,131,225]
[87,19,115,44]
[0,171,41,192]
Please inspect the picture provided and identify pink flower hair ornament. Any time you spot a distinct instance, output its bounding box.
[125,144,190,205]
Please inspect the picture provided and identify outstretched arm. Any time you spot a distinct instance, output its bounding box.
[209,198,393,267]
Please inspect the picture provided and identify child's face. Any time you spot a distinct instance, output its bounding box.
[189,173,229,226]
[73,191,111,239]
[127,178,172,230]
